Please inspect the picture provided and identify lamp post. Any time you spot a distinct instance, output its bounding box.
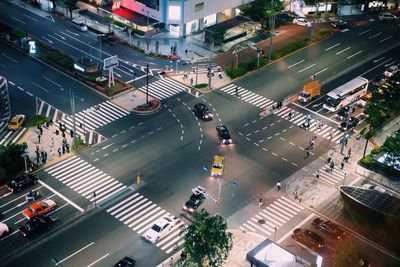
[21,151,29,173]
[267,0,276,62]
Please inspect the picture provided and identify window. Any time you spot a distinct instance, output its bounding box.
[195,2,204,12]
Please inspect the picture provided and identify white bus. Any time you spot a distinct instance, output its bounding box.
[323,76,368,112]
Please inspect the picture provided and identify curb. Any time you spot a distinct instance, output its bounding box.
[132,101,162,115]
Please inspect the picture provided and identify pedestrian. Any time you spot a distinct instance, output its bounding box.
[59,121,62,129]
[316,170,320,179]
[293,189,298,200]
[70,129,74,137]
[298,194,303,203]
[170,45,173,54]
[302,122,307,130]
[66,143,70,153]
[288,111,293,120]
[330,161,335,172]
[258,198,263,208]
[44,151,48,161]
[58,148,61,157]
[169,257,173,267]
[38,134,41,144]
[218,71,222,79]
[305,150,310,158]
[306,122,310,130]
[185,48,188,56]
[39,126,43,135]
[276,181,281,191]
[235,86,239,97]
[62,132,66,138]
[211,69,214,77]
[307,114,311,121]
[190,77,193,85]
[329,130,333,139]
[62,146,65,154]
[51,138,54,147]
[347,148,352,158]
[36,157,40,165]
[340,159,345,169]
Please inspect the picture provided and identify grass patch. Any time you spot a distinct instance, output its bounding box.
[194,83,208,89]
[225,57,267,79]
[43,51,74,69]
[28,115,48,127]
[271,39,309,60]
[10,29,26,38]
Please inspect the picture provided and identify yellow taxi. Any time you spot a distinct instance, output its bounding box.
[211,155,224,177]
[7,114,25,130]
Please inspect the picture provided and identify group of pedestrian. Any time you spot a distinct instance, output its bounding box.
[301,115,312,130]
[293,189,303,203]
[170,45,177,55]
[35,145,48,165]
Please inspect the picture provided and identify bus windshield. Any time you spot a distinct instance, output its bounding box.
[324,96,340,107]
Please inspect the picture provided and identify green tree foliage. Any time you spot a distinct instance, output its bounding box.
[0,143,28,184]
[64,0,78,19]
[181,209,233,266]
[241,0,283,30]
[381,131,400,168]
[364,102,387,129]
[333,238,362,267]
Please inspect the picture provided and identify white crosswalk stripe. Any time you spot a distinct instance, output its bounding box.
[240,196,304,236]
[314,165,348,185]
[220,84,275,108]
[273,106,345,143]
[137,77,188,100]
[0,127,27,146]
[45,155,126,203]
[106,192,185,254]
[59,101,129,137]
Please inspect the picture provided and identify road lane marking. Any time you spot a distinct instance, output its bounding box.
[336,47,351,55]
[347,51,362,59]
[30,81,49,92]
[324,43,340,51]
[1,53,18,63]
[287,59,305,68]
[39,180,84,212]
[87,253,110,267]
[43,76,62,87]
[23,14,39,21]
[379,35,393,43]
[314,68,328,75]
[102,144,113,150]
[369,32,382,38]
[299,64,317,73]
[52,32,66,40]
[25,91,33,96]
[41,36,53,44]
[11,16,25,24]
[358,29,372,36]
[57,242,95,265]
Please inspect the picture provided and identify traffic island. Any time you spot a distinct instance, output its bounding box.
[111,89,161,115]
[133,99,161,115]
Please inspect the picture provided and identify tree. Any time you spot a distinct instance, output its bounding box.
[0,143,28,185]
[364,102,387,129]
[241,0,283,30]
[181,209,233,266]
[381,131,400,171]
[64,0,78,19]
[332,238,362,267]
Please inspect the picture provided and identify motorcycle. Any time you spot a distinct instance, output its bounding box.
[26,191,39,202]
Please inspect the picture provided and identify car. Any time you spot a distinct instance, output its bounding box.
[193,103,213,121]
[378,12,397,21]
[142,216,175,243]
[293,17,311,27]
[384,65,399,77]
[216,124,232,144]
[114,256,136,267]
[312,217,346,239]
[0,223,10,238]
[19,215,54,238]
[211,155,224,177]
[362,183,387,194]
[6,174,38,193]
[330,20,348,29]
[335,106,355,121]
[22,199,56,220]
[7,114,25,130]
[291,228,325,251]
[339,117,359,131]
[370,75,386,87]
[182,186,206,213]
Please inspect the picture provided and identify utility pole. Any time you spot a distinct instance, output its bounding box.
[208,36,214,89]
[70,88,77,151]
[195,60,199,85]
[309,3,319,40]
[146,63,149,105]
[146,10,150,51]
[268,0,276,62]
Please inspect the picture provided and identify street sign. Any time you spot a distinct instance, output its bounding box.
[232,44,244,55]
[28,41,36,54]
[103,55,119,70]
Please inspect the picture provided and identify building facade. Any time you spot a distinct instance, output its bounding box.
[118,0,255,36]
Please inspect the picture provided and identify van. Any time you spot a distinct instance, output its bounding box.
[378,12,397,21]
[211,155,224,177]
[72,19,88,32]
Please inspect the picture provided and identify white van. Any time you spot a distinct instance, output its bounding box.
[72,19,88,32]
[378,12,397,21]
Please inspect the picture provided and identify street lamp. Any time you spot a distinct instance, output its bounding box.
[21,151,29,173]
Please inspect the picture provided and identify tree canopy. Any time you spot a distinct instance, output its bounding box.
[241,0,283,30]
[181,209,233,266]
[0,143,28,184]
[332,238,362,267]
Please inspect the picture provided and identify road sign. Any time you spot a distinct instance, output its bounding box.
[232,44,244,54]
[103,55,119,70]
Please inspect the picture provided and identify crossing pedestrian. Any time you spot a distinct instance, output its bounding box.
[316,170,320,179]
[37,134,41,144]
[258,198,263,208]
[235,86,239,97]
[329,130,334,139]
[347,148,352,158]
[298,194,303,203]
[340,159,345,169]
[66,143,70,153]
[58,148,61,157]
[276,181,281,191]
[218,71,222,79]
[305,150,310,158]
[293,189,298,200]
[288,111,293,120]
[330,161,335,172]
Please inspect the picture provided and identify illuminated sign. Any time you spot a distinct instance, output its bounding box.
[168,5,181,20]
[28,41,36,54]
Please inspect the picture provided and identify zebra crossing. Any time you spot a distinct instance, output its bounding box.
[239,196,304,236]
[195,63,220,74]
[315,165,348,186]
[45,155,127,203]
[220,84,276,109]
[137,77,189,100]
[107,192,185,254]
[273,106,345,143]
[0,127,27,146]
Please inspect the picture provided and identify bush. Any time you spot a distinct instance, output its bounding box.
[29,115,48,127]
[11,29,26,38]
[194,83,208,89]
[110,19,145,36]
[225,66,246,79]
[271,39,309,60]
[45,51,74,69]
[370,146,382,155]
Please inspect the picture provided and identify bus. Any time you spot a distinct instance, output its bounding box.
[323,76,368,112]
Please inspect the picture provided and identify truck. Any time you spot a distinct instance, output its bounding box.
[298,81,321,103]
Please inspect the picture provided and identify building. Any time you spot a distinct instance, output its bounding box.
[108,0,255,36]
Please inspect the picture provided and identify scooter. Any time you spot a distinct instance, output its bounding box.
[26,191,39,202]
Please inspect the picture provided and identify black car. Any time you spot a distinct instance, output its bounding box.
[335,106,355,121]
[339,117,359,131]
[216,125,232,144]
[6,174,38,193]
[312,217,346,240]
[19,215,54,238]
[114,256,136,267]
[193,103,213,121]
[182,186,206,213]
[330,20,348,29]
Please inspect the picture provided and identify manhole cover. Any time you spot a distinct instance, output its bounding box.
[258,219,265,224]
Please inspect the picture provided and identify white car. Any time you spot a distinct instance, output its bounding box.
[362,183,387,194]
[0,223,9,237]
[293,17,311,27]
[143,216,175,243]
[378,12,397,21]
[384,65,399,77]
